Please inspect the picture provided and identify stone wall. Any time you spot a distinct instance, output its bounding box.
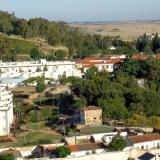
[84,109,102,126]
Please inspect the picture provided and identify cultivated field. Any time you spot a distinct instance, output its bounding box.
[71,22,160,41]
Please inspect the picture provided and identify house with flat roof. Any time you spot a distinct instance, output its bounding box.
[0,59,82,87]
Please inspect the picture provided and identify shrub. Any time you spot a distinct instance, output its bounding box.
[56,146,71,158]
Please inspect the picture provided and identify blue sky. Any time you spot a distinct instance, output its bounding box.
[0,0,160,22]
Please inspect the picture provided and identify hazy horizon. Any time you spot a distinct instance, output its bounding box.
[0,0,160,22]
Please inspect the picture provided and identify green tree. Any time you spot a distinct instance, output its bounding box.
[98,98,128,120]
[36,81,46,94]
[56,146,71,158]
[108,135,127,151]
[36,81,46,105]
[14,19,31,38]
[136,34,151,52]
[71,96,87,110]
[144,46,153,55]
[54,50,66,60]
[86,66,98,79]
[30,48,41,60]
[0,19,13,34]
[0,154,15,160]
[152,33,160,52]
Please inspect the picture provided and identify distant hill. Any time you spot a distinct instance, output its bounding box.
[70,21,160,41]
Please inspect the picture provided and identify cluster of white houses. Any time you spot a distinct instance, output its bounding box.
[0,56,127,88]
[0,86,14,136]
[0,59,82,87]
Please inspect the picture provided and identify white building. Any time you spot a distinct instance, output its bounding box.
[0,86,14,136]
[127,133,160,150]
[76,57,121,73]
[0,59,82,87]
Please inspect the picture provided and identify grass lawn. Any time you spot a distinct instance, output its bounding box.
[25,121,47,130]
[0,131,62,148]
[79,125,113,135]
[8,38,38,55]
[15,131,62,146]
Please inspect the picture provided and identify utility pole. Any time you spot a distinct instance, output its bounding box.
[37,110,39,129]
[23,133,26,144]
[57,99,60,120]
[63,119,65,138]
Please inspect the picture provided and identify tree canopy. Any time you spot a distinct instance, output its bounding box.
[56,146,71,158]
[108,135,127,151]
[58,58,160,124]
[36,81,46,93]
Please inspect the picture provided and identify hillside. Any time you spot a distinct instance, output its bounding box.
[1,10,160,61]
[0,34,69,61]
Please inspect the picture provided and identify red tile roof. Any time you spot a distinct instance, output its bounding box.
[128,133,160,144]
[77,57,121,69]
[68,143,106,152]
[68,145,79,152]
[132,54,148,60]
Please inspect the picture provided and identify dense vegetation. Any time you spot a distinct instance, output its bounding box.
[2,10,160,62]
[0,10,115,60]
[136,33,160,54]
[60,58,160,127]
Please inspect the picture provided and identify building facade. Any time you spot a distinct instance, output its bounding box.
[79,106,102,126]
[76,56,122,73]
[0,86,14,136]
[0,59,82,87]
[127,133,160,150]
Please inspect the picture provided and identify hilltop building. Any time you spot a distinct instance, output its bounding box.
[0,86,14,136]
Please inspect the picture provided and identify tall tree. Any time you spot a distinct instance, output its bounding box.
[152,33,160,52]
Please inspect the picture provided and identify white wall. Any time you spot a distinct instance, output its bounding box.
[0,87,13,136]
[0,60,82,87]
[133,140,160,150]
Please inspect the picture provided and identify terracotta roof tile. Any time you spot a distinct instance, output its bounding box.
[132,54,148,60]
[77,57,121,69]
[128,133,160,144]
[68,145,79,152]
[68,143,106,152]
